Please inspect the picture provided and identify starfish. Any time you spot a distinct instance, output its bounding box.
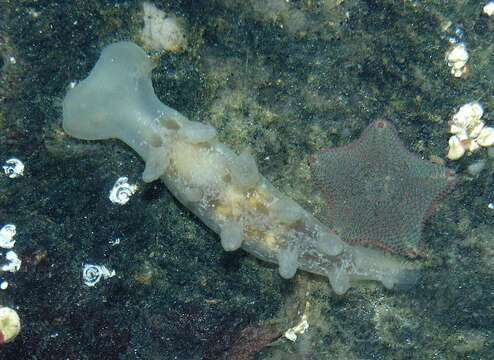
[310,120,456,258]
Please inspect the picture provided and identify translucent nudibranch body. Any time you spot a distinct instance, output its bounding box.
[63,41,415,294]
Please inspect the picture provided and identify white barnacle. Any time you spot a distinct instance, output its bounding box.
[109,237,121,246]
[2,158,24,178]
[82,264,115,287]
[484,1,494,16]
[447,135,466,160]
[0,224,16,249]
[1,251,21,273]
[109,176,138,205]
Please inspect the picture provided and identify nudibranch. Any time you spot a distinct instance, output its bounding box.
[63,41,415,294]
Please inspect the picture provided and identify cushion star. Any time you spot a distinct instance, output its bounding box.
[310,120,456,258]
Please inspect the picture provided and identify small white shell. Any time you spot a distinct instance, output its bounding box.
[447,43,469,64]
[466,139,480,152]
[0,224,16,249]
[82,264,115,287]
[477,127,494,147]
[446,43,469,78]
[0,307,21,343]
[109,177,138,205]
[447,135,466,160]
[1,251,21,273]
[449,123,465,135]
[284,314,309,342]
[470,122,485,140]
[2,158,24,178]
[451,102,484,131]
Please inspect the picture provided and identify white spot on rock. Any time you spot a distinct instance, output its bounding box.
[446,43,469,78]
[484,1,494,16]
[82,264,115,287]
[0,224,16,249]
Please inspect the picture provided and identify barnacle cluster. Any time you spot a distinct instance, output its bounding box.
[447,102,494,160]
[446,43,469,78]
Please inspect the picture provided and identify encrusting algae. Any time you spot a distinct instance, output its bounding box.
[62,41,454,294]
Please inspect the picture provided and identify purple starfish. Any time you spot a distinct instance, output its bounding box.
[310,120,456,258]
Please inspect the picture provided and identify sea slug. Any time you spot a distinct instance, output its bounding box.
[62,41,415,294]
